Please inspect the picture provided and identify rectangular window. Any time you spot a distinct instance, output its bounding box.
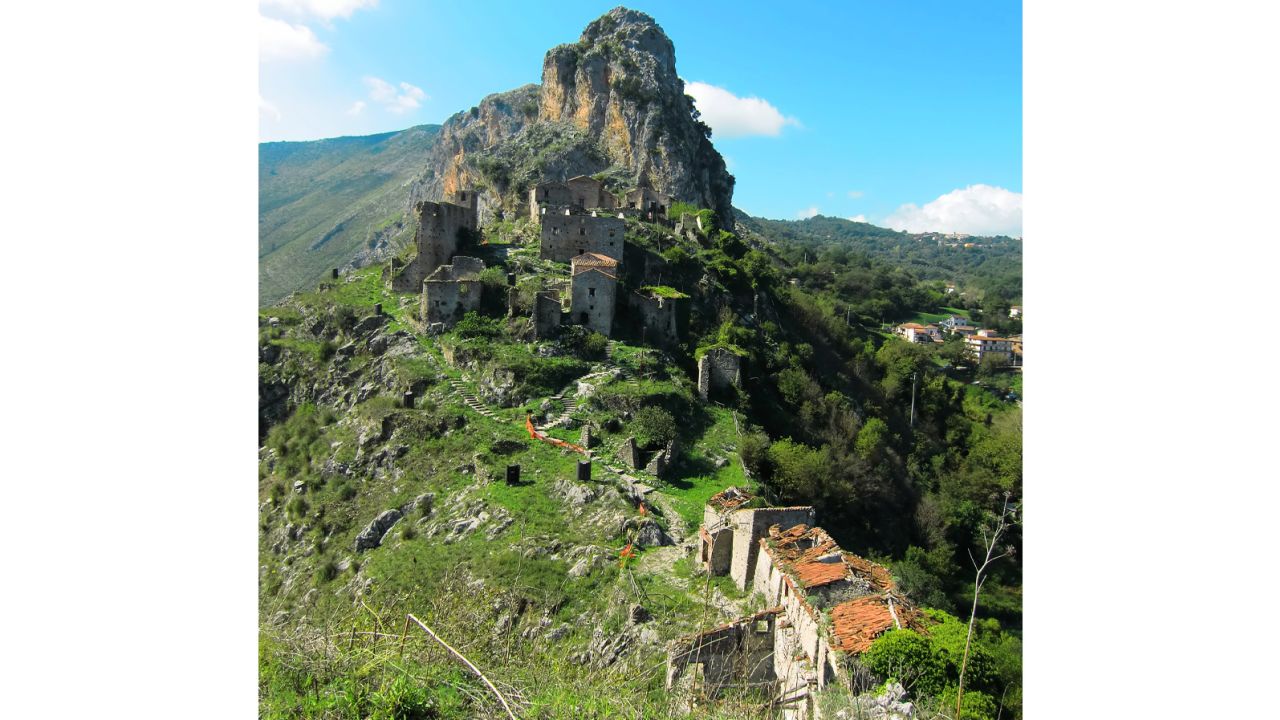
[589,288,596,297]
[755,620,770,634]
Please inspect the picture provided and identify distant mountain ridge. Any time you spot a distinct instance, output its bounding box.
[258,124,440,305]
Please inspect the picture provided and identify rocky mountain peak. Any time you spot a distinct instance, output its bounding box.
[411,6,734,224]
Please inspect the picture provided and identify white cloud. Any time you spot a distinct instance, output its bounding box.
[847,190,864,199]
[259,14,328,61]
[259,95,282,122]
[363,77,427,114]
[260,0,378,23]
[847,214,867,223]
[797,207,820,219]
[346,100,365,115]
[883,184,1022,236]
[685,81,799,138]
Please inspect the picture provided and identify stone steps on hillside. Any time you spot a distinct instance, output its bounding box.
[447,377,499,420]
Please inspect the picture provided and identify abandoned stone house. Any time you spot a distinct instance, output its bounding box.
[630,288,687,348]
[570,252,618,337]
[388,190,478,293]
[539,209,625,264]
[528,175,618,221]
[672,489,926,719]
[623,186,672,217]
[422,256,485,329]
[698,487,815,591]
[533,290,563,339]
[697,347,743,400]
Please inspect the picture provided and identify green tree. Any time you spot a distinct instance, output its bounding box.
[855,417,891,461]
[631,406,676,449]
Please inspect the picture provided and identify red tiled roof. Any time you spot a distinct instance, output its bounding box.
[829,595,920,654]
[707,486,753,511]
[570,252,618,267]
[794,561,848,588]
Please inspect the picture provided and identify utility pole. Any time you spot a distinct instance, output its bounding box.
[909,372,918,428]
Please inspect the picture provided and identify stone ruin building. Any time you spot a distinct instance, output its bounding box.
[387,189,478,293]
[670,488,926,719]
[698,487,815,591]
[422,256,484,330]
[697,347,743,400]
[630,287,687,348]
[570,252,618,337]
[533,290,563,339]
[539,209,625,265]
[528,175,618,221]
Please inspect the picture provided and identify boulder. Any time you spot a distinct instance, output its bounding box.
[354,509,403,552]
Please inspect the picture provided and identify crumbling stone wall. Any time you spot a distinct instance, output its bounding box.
[617,436,642,469]
[529,181,572,221]
[529,177,617,221]
[697,348,743,400]
[665,609,780,697]
[422,256,484,328]
[539,211,625,264]
[728,507,816,591]
[570,266,616,337]
[624,187,671,215]
[391,191,478,292]
[533,291,563,339]
[631,290,686,347]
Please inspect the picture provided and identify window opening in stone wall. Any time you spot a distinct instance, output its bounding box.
[755,620,770,634]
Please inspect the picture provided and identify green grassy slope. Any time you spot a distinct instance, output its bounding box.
[258,125,440,306]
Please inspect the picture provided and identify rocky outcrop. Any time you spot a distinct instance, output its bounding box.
[354,509,403,552]
[538,7,734,221]
[408,7,734,225]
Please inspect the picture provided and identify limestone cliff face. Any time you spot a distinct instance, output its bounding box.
[408,84,540,222]
[409,7,735,224]
[538,7,734,221]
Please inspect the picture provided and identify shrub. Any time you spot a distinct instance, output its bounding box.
[454,311,502,339]
[739,431,772,478]
[631,406,676,449]
[314,558,339,584]
[286,495,310,521]
[861,629,947,696]
[937,687,999,720]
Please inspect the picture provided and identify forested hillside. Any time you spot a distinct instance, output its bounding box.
[738,213,1022,323]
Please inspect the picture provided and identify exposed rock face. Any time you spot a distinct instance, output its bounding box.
[354,509,403,552]
[409,7,734,225]
[539,7,734,221]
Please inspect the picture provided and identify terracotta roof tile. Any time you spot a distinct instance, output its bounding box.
[830,596,902,654]
[707,486,753,511]
[570,252,618,267]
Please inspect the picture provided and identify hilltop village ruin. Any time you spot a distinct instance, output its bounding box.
[381,176,743,402]
[364,181,928,718]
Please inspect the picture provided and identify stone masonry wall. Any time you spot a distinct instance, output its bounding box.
[666,610,780,696]
[391,196,477,292]
[697,348,743,400]
[631,291,685,347]
[421,256,484,327]
[539,211,625,264]
[533,291,563,339]
[570,267,616,337]
[728,507,816,591]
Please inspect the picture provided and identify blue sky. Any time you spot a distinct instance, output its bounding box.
[260,0,1021,232]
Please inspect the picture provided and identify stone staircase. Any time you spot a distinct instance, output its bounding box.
[537,369,616,432]
[446,377,499,420]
